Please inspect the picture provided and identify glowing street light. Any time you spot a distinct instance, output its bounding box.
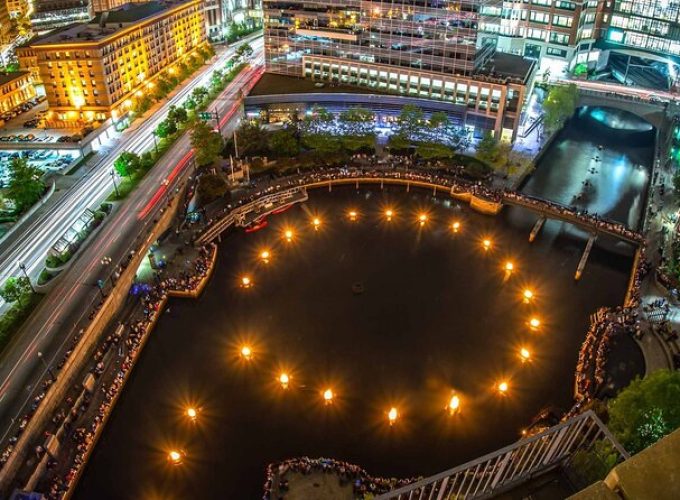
[388,407,399,425]
[418,213,428,226]
[348,210,358,221]
[312,217,321,230]
[240,345,253,360]
[385,209,394,221]
[240,275,252,288]
[452,221,461,233]
[186,407,198,421]
[505,261,514,273]
[497,381,509,394]
[279,372,290,389]
[529,317,541,330]
[482,239,492,251]
[260,249,271,263]
[520,347,531,362]
[523,289,534,302]
[448,395,461,415]
[284,229,294,242]
[323,388,334,404]
[168,450,184,465]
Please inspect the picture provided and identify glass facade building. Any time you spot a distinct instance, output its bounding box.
[479,0,606,61]
[606,0,680,57]
[263,0,535,139]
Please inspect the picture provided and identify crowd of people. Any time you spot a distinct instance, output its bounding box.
[196,165,643,246]
[570,248,649,415]
[503,191,644,243]
[263,457,419,499]
[43,245,215,499]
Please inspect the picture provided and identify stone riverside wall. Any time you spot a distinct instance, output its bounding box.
[0,195,184,493]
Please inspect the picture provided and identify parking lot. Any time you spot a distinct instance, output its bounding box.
[0,149,79,187]
[0,99,85,144]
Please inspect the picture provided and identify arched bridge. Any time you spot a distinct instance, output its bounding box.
[194,169,643,252]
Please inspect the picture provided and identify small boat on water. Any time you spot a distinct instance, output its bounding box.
[271,203,294,215]
[245,218,268,233]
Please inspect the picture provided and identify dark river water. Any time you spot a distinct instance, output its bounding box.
[75,107,651,499]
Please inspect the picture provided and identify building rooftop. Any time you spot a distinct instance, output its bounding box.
[476,52,535,84]
[29,1,180,45]
[249,73,391,97]
[0,71,30,87]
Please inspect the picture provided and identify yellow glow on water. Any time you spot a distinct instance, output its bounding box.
[240,345,253,360]
[520,347,531,362]
[388,407,398,424]
[448,395,461,414]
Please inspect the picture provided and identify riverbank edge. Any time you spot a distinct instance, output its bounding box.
[60,243,218,499]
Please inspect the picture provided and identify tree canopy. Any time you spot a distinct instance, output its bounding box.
[543,83,579,132]
[191,121,224,166]
[269,129,299,157]
[608,369,680,454]
[6,158,46,213]
[114,152,141,178]
[0,277,32,305]
[198,173,229,204]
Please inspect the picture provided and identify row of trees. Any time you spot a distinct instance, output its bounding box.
[130,44,216,115]
[225,19,262,43]
[244,104,470,160]
[184,43,252,112]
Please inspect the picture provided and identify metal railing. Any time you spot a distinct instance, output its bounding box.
[376,410,628,500]
[195,186,308,245]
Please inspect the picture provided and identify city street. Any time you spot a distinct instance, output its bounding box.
[0,42,263,453]
[0,35,263,314]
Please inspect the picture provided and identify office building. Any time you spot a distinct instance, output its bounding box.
[263,0,535,139]
[18,1,206,126]
[0,71,36,114]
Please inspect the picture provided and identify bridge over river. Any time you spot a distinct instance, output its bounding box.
[194,169,643,279]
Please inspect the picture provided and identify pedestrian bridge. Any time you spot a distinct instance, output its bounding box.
[194,172,643,253]
[502,193,642,245]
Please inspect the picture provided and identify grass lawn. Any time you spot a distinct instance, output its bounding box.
[0,293,44,355]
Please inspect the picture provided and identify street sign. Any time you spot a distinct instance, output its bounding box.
[198,112,214,120]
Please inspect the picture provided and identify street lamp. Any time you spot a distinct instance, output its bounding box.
[152,131,159,156]
[18,262,35,293]
[110,170,120,198]
[37,351,55,381]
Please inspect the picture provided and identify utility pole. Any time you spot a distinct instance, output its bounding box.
[233,129,239,159]
[110,169,120,197]
[37,351,55,381]
[18,262,35,293]
[214,108,222,136]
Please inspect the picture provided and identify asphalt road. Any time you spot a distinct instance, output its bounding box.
[0,35,263,309]
[0,47,263,454]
